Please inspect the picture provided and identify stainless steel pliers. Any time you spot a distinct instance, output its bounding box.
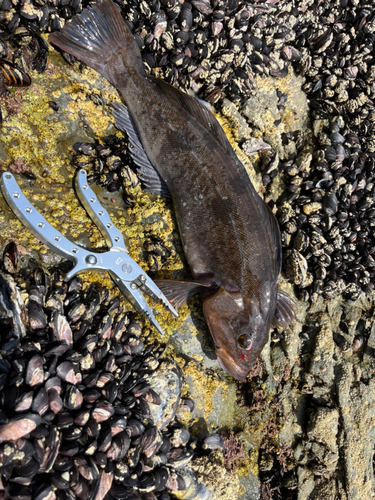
[0,169,178,334]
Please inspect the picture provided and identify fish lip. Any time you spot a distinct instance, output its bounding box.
[215,347,248,381]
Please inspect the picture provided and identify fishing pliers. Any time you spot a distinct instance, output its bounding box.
[0,169,178,334]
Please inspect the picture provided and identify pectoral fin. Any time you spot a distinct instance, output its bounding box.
[154,278,217,309]
[272,289,297,329]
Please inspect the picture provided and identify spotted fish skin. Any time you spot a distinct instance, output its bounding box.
[50,0,296,380]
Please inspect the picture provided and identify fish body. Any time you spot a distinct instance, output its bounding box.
[50,0,296,380]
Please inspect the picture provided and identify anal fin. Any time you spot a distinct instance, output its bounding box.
[112,102,171,198]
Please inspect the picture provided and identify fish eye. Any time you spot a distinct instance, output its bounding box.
[237,333,253,350]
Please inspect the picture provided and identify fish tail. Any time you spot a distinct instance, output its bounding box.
[49,0,144,86]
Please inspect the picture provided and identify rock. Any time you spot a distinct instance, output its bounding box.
[307,407,339,454]
[337,365,375,500]
[221,98,252,142]
[242,70,309,159]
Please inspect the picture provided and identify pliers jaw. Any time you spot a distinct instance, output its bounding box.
[0,170,178,334]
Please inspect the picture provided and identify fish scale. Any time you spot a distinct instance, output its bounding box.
[50,0,296,380]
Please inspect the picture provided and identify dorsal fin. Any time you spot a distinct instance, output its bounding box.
[112,101,171,198]
[149,76,238,160]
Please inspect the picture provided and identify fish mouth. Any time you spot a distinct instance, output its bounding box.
[215,347,249,380]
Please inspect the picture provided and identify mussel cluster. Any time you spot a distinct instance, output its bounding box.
[71,136,138,200]
[269,3,375,302]
[0,243,212,500]
[275,126,375,303]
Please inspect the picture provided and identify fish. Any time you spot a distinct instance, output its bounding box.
[50,0,296,380]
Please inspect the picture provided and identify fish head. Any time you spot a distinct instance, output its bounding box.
[202,283,273,380]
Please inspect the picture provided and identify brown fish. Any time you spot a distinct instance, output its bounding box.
[50,0,296,380]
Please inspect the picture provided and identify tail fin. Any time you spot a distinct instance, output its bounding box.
[49,0,144,86]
